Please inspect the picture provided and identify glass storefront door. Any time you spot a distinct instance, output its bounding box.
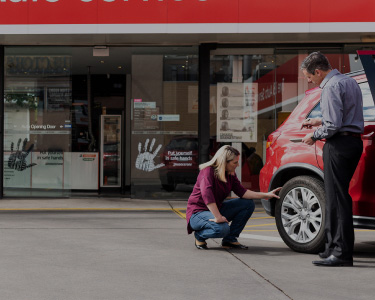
[129,47,199,199]
[100,115,121,187]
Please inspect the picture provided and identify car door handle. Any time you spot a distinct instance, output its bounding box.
[290,138,303,143]
[362,131,374,139]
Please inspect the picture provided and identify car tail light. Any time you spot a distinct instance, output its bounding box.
[266,132,280,149]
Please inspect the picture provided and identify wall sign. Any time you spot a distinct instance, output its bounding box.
[1,1,373,26]
[5,56,71,76]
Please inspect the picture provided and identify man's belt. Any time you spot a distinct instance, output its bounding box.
[338,131,361,138]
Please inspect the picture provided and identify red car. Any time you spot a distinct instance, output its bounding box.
[260,70,375,253]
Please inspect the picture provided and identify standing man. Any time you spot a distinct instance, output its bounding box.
[301,52,364,267]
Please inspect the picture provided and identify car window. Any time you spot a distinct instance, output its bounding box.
[307,82,375,122]
[307,102,322,119]
[359,82,375,121]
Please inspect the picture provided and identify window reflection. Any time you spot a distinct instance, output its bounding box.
[130,48,200,199]
[360,82,375,121]
[210,51,363,191]
[4,50,72,197]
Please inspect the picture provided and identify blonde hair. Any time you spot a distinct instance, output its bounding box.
[199,145,240,182]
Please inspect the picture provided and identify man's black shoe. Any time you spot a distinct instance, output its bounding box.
[318,252,330,259]
[312,255,353,267]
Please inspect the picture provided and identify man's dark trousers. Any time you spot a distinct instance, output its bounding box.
[322,135,363,260]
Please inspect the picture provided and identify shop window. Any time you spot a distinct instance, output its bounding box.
[210,53,276,191]
[163,55,198,81]
[209,51,358,191]
[3,48,73,197]
[130,47,199,198]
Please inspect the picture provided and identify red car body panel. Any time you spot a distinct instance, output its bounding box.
[260,74,375,218]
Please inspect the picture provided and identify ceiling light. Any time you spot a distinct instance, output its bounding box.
[93,46,109,57]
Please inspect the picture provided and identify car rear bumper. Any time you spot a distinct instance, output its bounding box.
[353,215,375,229]
[261,198,275,216]
[261,199,272,216]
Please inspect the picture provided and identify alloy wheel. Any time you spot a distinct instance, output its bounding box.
[280,187,322,243]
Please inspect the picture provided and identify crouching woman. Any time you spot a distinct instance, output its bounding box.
[186,145,281,250]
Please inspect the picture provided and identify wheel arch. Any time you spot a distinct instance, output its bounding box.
[266,163,324,216]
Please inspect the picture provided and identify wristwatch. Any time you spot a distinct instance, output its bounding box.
[311,134,317,142]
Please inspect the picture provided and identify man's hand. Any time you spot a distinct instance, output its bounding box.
[302,132,316,145]
[301,117,321,129]
[209,215,229,223]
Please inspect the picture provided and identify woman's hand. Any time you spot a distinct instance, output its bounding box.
[209,215,229,223]
[264,187,282,199]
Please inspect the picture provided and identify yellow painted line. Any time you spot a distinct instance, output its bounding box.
[172,210,267,212]
[354,229,373,232]
[245,223,276,228]
[243,229,373,233]
[171,209,265,213]
[243,229,278,232]
[0,207,179,211]
[251,216,275,220]
[172,209,186,220]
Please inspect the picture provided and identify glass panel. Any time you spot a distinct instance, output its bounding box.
[69,47,126,193]
[308,82,375,122]
[210,50,364,191]
[4,47,72,197]
[308,103,322,119]
[101,115,121,187]
[130,47,199,199]
[210,54,276,191]
[359,82,375,121]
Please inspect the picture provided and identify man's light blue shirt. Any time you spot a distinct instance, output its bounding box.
[313,69,364,140]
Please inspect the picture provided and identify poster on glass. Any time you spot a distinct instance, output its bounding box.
[217,83,257,142]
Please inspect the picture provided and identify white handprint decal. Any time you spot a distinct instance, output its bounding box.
[135,138,165,172]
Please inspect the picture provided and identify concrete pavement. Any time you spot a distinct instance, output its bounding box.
[0,197,184,209]
[0,197,374,300]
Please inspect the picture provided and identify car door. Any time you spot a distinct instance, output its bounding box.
[314,80,375,217]
[350,81,375,217]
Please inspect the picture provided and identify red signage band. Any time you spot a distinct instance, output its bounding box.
[0,0,374,25]
[357,50,375,55]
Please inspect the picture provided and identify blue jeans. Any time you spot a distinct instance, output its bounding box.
[189,198,255,243]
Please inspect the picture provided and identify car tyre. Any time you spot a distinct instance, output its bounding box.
[275,175,325,254]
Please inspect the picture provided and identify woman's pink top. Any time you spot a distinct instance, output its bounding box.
[186,166,247,234]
